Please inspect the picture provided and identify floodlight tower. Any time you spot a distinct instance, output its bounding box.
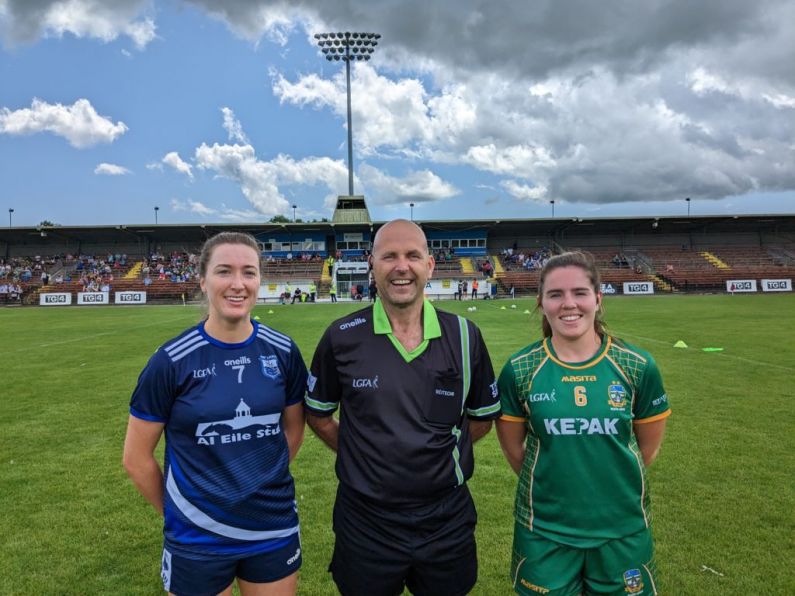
[314,31,380,196]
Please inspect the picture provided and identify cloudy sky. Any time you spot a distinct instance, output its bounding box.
[1,0,793,226]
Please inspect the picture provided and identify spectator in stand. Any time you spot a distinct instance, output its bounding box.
[368,274,377,303]
[0,282,8,302]
[144,275,152,287]
[9,283,22,301]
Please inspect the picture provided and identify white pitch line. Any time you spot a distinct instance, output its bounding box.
[616,330,795,373]
[12,315,196,353]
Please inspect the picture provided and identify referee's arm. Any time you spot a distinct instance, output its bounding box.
[469,420,493,443]
[307,413,339,452]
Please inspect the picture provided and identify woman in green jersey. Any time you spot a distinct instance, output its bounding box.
[496,251,670,596]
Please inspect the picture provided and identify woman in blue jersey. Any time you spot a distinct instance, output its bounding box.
[496,252,671,596]
[123,232,307,596]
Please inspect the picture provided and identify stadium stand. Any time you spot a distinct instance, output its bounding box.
[1,215,792,305]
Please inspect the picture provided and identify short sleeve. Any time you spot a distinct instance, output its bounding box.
[633,353,671,422]
[464,322,501,420]
[498,359,525,420]
[284,341,309,407]
[304,327,341,416]
[129,349,175,423]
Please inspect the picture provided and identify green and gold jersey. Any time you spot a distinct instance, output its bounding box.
[498,335,671,548]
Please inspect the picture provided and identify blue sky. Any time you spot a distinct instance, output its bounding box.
[1,0,793,227]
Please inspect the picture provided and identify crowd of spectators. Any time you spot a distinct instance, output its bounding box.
[142,251,198,284]
[432,248,456,263]
[473,257,493,276]
[501,246,551,271]
[0,255,58,282]
[0,281,23,303]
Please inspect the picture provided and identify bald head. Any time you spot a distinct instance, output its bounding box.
[372,219,429,257]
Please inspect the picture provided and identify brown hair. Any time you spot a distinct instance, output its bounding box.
[198,232,261,279]
[537,251,606,338]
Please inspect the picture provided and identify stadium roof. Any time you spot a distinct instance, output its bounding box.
[1,214,793,250]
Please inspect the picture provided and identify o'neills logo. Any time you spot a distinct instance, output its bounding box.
[340,317,366,330]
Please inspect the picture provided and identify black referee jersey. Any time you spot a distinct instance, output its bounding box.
[305,298,501,506]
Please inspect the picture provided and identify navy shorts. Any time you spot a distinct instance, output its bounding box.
[161,533,301,596]
[330,484,478,596]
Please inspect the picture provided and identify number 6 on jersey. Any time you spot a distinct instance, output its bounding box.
[574,385,588,406]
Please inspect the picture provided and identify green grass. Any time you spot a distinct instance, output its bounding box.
[1,295,794,595]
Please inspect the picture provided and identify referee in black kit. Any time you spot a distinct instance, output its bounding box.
[305,219,501,596]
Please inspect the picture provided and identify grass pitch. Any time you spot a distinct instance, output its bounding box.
[1,294,794,595]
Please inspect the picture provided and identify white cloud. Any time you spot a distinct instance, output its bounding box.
[95,162,130,175]
[221,107,249,144]
[162,151,193,179]
[0,98,127,148]
[1,0,156,49]
[170,198,263,222]
[170,198,215,216]
[500,180,548,202]
[359,164,459,205]
[194,142,348,216]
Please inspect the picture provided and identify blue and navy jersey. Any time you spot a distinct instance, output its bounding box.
[130,320,307,559]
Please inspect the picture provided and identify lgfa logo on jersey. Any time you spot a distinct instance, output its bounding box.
[623,569,643,593]
[259,355,280,379]
[528,389,556,403]
[608,381,628,409]
[353,375,379,389]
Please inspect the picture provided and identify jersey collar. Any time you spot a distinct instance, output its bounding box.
[543,334,611,369]
[199,319,259,348]
[373,297,442,362]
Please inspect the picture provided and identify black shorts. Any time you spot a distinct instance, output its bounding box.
[330,484,478,596]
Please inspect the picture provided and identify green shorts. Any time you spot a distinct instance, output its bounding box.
[510,522,658,596]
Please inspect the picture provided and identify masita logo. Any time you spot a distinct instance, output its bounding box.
[339,317,367,331]
[195,398,281,446]
[561,375,597,383]
[544,417,619,435]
